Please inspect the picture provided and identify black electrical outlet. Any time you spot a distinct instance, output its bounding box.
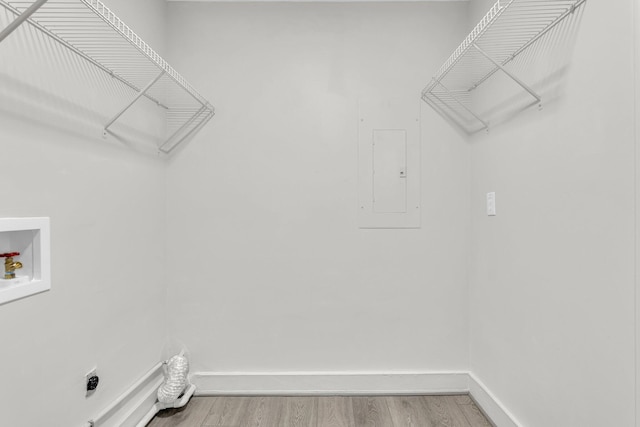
[87,375,99,391]
[85,368,99,397]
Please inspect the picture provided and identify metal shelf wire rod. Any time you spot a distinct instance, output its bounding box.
[0,0,214,153]
[421,0,587,133]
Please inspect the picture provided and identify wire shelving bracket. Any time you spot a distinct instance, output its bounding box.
[0,0,215,154]
[421,0,586,134]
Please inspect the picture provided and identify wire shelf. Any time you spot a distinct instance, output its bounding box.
[422,0,586,134]
[0,0,214,153]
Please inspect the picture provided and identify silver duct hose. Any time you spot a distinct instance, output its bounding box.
[157,354,190,404]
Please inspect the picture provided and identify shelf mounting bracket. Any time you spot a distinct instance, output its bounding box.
[0,0,48,43]
[103,70,165,137]
[472,43,541,104]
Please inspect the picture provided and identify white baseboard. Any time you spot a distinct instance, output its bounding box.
[468,373,521,427]
[191,371,470,396]
[86,364,165,427]
[192,371,521,427]
[119,377,164,427]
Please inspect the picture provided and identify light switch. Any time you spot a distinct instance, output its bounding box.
[486,192,496,216]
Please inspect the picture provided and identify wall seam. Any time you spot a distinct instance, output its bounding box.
[161,0,171,359]
[465,0,475,382]
[635,0,639,422]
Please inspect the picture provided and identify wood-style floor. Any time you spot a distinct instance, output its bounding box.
[147,395,494,427]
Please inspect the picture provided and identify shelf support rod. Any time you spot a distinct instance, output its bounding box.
[431,79,489,130]
[103,70,165,135]
[0,0,48,43]
[472,43,541,104]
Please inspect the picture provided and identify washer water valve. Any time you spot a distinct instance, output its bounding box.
[0,252,23,279]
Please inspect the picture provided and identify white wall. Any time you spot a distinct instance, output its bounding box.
[164,2,471,375]
[636,2,640,425]
[0,1,168,426]
[3,1,634,425]
[468,1,636,426]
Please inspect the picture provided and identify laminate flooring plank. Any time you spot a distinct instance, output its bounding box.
[420,396,470,427]
[443,396,477,426]
[202,396,252,426]
[386,396,434,427]
[351,396,394,427]
[148,395,493,427]
[240,396,285,427]
[317,396,355,427]
[451,395,473,405]
[280,397,318,427]
[147,396,214,427]
[453,398,493,427]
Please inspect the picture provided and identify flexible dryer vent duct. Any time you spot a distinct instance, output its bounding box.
[158,355,190,404]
